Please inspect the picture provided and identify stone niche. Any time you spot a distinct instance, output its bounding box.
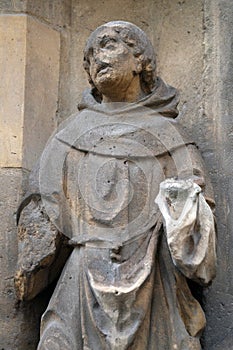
[0,0,233,349]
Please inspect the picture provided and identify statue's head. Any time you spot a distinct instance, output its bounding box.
[83,21,157,100]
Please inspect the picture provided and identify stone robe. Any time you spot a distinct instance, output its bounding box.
[16,81,216,350]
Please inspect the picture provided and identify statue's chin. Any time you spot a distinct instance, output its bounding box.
[94,71,125,96]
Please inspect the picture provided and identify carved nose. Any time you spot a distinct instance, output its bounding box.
[93,49,111,64]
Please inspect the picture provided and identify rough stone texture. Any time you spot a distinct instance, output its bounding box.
[0,169,25,312]
[151,0,204,136]
[201,1,233,349]
[0,168,49,349]
[26,0,72,30]
[0,14,60,170]
[0,0,71,29]
[0,0,232,348]
[15,199,71,301]
[0,0,27,13]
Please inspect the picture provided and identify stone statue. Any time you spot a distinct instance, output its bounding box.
[15,21,216,350]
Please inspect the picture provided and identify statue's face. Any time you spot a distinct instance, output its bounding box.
[88,27,140,97]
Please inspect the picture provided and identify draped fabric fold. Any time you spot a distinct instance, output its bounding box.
[17,84,216,350]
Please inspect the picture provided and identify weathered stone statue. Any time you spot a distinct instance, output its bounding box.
[15,21,216,350]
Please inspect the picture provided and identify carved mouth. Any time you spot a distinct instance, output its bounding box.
[96,63,112,75]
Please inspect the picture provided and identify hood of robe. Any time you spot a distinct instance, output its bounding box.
[78,77,179,118]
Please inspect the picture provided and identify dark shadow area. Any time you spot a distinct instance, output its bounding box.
[15,277,60,349]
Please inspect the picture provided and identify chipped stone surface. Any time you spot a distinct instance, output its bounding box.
[0,168,41,350]
[0,0,233,349]
[15,199,71,301]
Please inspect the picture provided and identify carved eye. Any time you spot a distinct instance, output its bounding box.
[100,37,117,50]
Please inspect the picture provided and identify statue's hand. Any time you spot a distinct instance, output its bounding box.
[155,178,201,221]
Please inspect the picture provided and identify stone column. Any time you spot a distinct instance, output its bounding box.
[0,14,60,349]
[202,1,233,348]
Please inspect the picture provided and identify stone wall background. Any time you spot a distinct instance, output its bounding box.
[0,0,232,349]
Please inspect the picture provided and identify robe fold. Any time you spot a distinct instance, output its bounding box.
[17,80,216,350]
